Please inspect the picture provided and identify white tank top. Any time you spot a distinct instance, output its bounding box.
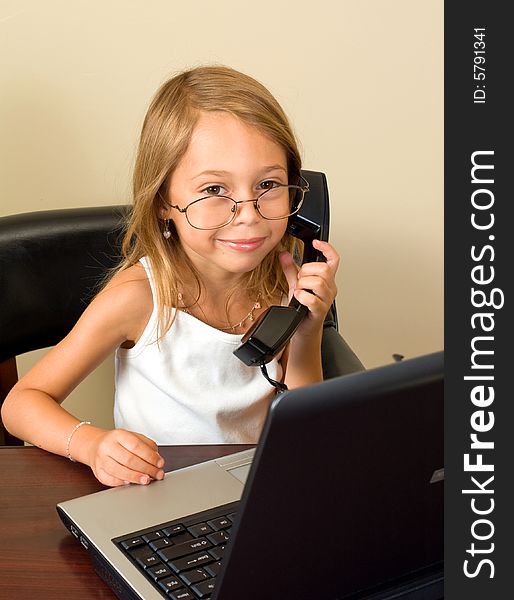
[114,257,283,444]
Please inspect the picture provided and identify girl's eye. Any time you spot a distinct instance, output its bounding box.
[202,185,225,196]
[259,180,281,191]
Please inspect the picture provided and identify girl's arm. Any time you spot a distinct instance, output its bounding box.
[1,265,165,487]
[279,239,340,389]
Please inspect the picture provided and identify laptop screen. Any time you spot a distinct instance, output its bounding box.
[214,351,444,600]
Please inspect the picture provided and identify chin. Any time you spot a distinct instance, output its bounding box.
[220,252,271,275]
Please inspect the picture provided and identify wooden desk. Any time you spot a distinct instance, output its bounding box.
[0,445,251,600]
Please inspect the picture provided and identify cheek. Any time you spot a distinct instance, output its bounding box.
[271,220,288,242]
[176,225,213,253]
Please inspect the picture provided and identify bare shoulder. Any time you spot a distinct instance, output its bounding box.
[102,263,151,295]
[86,263,153,345]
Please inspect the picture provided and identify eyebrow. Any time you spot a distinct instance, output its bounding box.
[191,165,287,181]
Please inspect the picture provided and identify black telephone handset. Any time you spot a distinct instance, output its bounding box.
[233,171,328,367]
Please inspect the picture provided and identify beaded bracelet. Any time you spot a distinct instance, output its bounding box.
[66,420,91,462]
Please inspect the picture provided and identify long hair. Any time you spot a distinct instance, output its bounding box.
[116,65,302,337]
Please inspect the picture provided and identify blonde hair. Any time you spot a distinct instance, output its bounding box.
[117,65,302,336]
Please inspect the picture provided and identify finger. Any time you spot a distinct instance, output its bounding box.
[311,239,340,267]
[98,457,158,485]
[95,467,132,487]
[297,261,337,281]
[279,251,299,301]
[296,276,334,302]
[119,431,165,469]
[292,288,326,316]
[112,442,165,481]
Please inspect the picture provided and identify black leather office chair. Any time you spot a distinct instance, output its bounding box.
[0,171,364,446]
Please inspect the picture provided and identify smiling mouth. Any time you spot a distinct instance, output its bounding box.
[216,237,266,252]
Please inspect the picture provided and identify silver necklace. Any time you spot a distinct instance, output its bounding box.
[178,292,262,332]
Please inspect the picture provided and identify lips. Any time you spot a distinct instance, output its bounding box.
[216,237,266,252]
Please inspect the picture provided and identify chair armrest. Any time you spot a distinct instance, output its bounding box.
[321,309,365,379]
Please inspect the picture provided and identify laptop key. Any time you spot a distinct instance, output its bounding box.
[206,530,229,546]
[121,536,145,550]
[150,537,173,551]
[163,524,186,537]
[204,561,222,577]
[206,516,231,531]
[147,562,173,581]
[168,589,195,600]
[191,578,216,598]
[168,551,213,573]
[158,537,212,562]
[132,548,161,569]
[158,575,183,593]
[143,530,166,543]
[187,522,214,537]
[180,567,210,585]
[208,545,225,560]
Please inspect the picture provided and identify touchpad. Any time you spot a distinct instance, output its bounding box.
[227,464,251,484]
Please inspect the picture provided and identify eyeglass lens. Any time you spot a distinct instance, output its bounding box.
[186,185,304,230]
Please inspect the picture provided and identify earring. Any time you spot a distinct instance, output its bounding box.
[163,219,171,239]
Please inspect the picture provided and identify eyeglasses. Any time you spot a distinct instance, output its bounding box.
[167,178,309,230]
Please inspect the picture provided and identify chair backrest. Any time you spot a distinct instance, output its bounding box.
[0,205,128,444]
[0,206,128,362]
[0,171,363,445]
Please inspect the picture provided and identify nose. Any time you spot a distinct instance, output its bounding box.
[231,198,261,225]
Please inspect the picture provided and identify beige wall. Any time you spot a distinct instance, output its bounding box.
[1,0,443,430]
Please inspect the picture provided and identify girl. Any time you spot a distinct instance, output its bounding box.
[1,66,339,487]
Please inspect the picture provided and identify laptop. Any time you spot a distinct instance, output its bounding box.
[57,351,444,600]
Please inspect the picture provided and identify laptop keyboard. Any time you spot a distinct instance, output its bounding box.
[114,501,239,599]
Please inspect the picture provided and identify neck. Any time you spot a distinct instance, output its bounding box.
[178,281,263,333]
[181,272,246,304]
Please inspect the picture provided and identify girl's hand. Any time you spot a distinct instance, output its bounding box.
[80,427,165,487]
[279,239,339,337]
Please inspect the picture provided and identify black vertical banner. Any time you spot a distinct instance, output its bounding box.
[445,2,512,599]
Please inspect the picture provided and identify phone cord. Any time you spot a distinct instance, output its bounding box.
[260,363,288,394]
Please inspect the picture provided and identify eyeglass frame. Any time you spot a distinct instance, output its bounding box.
[165,176,310,230]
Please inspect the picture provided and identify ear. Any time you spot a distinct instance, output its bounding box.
[156,185,171,219]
